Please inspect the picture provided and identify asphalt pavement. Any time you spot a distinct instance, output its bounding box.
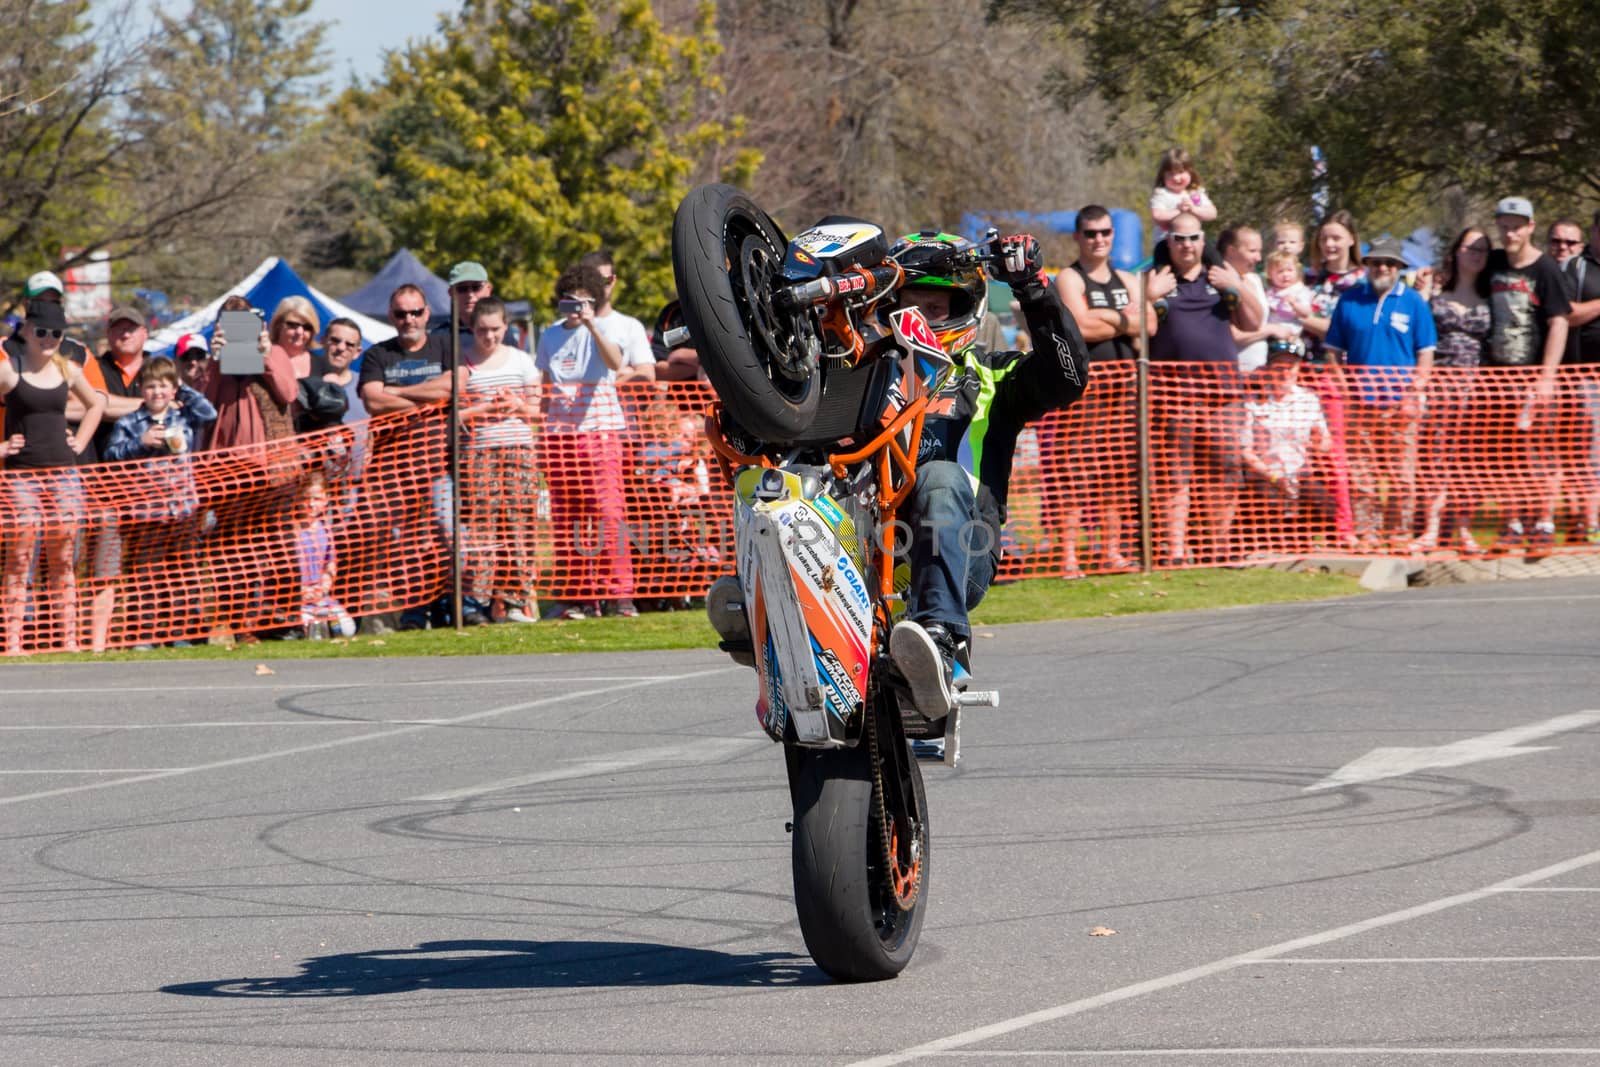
[3,578,1599,1065]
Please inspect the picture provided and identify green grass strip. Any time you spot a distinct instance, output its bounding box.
[3,567,1361,664]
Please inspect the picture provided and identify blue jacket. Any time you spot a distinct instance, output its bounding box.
[103,385,218,462]
[103,385,218,521]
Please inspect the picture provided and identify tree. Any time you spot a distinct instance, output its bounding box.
[709,0,1146,260]
[0,0,338,307]
[993,0,1600,234]
[337,0,758,317]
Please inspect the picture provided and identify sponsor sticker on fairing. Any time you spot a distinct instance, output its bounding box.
[794,224,879,257]
[815,645,863,717]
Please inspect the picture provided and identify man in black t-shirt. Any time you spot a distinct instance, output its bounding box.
[1563,213,1600,543]
[357,284,475,629]
[358,285,457,412]
[1565,212,1600,366]
[1487,197,1571,377]
[1487,196,1573,554]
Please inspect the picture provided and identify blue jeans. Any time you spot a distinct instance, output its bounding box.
[906,461,997,641]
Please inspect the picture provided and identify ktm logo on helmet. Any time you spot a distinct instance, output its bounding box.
[891,308,941,352]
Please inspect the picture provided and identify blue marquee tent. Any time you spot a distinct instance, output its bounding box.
[146,257,396,356]
[339,248,451,320]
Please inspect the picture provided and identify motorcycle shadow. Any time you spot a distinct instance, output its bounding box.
[161,938,824,996]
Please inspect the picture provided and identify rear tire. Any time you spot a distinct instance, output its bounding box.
[787,716,928,982]
[671,184,820,443]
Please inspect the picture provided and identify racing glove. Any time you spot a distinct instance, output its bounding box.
[990,234,1047,300]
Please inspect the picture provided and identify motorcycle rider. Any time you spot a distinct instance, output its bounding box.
[709,230,1090,716]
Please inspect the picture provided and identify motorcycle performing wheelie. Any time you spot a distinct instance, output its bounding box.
[669,184,1089,981]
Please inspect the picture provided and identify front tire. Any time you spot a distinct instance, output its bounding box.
[787,715,929,981]
[671,183,821,443]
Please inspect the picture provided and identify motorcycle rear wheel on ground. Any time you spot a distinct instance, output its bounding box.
[671,183,821,444]
[786,699,928,981]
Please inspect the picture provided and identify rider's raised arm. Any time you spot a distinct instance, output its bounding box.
[992,238,1090,423]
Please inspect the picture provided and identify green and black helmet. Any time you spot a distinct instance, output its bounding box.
[891,230,988,354]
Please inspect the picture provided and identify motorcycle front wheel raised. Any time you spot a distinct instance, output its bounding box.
[786,706,929,982]
[671,183,821,443]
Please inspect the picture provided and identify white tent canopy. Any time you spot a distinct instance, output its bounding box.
[146,257,396,354]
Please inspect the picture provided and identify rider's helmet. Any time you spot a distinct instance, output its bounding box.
[891,230,989,355]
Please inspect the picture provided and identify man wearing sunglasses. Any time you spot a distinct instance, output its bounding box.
[1546,219,1585,270]
[1144,211,1262,565]
[359,284,459,416]
[1564,212,1600,543]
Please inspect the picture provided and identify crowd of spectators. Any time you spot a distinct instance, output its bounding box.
[6,165,1600,652]
[0,251,716,652]
[1045,156,1600,573]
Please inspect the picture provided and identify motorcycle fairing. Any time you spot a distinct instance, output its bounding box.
[736,474,876,747]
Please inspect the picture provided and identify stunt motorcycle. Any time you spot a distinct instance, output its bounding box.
[670,184,1000,981]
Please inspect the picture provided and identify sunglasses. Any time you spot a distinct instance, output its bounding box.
[31,327,64,339]
[1080,227,1113,239]
[391,307,428,319]
[598,274,616,285]
[1549,238,1583,247]
[453,282,485,293]
[1170,233,1205,244]
[325,337,361,349]
[282,321,312,332]
[179,352,207,362]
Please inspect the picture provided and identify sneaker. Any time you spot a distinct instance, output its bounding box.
[890,620,958,718]
[503,607,539,624]
[609,599,640,619]
[705,576,753,666]
[1497,519,1525,551]
[543,602,587,621]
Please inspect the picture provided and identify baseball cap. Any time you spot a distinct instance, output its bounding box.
[25,271,65,297]
[448,261,489,286]
[24,299,68,331]
[1495,196,1534,220]
[1362,237,1408,266]
[175,332,210,357]
[107,305,145,328]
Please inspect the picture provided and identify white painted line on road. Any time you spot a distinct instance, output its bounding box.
[412,735,769,801]
[0,768,188,774]
[845,845,1600,1067]
[1304,710,1600,792]
[0,666,740,807]
[0,723,396,729]
[0,719,469,730]
[0,675,679,697]
[918,1050,1600,1057]
[1490,886,1600,893]
[1267,956,1600,963]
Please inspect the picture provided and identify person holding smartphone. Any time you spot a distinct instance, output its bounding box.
[533,262,643,620]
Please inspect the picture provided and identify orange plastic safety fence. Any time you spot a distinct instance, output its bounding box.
[3,367,1597,655]
[1006,362,1600,577]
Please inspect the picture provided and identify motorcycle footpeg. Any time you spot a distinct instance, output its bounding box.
[954,689,999,709]
[909,710,961,767]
